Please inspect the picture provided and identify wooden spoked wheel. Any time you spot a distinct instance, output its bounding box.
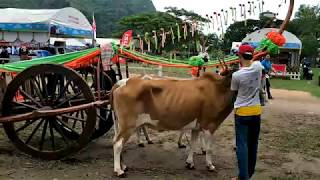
[2,64,96,160]
[78,65,115,140]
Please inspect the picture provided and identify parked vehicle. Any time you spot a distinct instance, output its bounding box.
[29,50,53,59]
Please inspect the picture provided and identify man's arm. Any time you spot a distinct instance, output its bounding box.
[231,91,238,104]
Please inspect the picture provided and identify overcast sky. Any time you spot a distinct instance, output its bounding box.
[152,0,319,34]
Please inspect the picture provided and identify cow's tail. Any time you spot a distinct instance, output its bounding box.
[110,84,120,143]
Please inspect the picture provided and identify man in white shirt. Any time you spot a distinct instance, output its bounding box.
[231,44,263,180]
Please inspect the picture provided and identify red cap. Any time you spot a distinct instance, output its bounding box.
[238,44,254,56]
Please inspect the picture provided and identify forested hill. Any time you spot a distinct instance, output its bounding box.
[0,0,156,37]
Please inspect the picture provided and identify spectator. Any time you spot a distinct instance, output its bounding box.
[19,46,31,60]
[6,46,12,55]
[0,47,9,58]
[261,55,275,99]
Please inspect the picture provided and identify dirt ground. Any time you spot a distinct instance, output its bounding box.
[0,89,320,180]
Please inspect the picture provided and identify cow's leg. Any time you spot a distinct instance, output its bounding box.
[178,131,187,148]
[141,126,153,144]
[113,127,134,177]
[113,136,125,177]
[185,129,199,169]
[203,130,216,172]
[199,131,206,155]
[136,128,145,147]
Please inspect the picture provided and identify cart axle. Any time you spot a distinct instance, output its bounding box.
[0,100,109,123]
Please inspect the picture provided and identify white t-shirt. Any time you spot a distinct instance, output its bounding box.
[231,61,263,108]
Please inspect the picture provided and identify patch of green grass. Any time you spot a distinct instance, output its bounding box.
[270,68,320,97]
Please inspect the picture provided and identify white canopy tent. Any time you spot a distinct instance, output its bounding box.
[0,7,93,45]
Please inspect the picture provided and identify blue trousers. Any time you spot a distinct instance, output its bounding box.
[235,115,261,180]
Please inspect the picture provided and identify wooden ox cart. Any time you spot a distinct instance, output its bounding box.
[0,48,119,160]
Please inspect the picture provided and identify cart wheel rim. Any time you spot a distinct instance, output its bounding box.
[2,64,96,160]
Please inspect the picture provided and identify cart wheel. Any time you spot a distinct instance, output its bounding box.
[90,69,116,140]
[2,64,96,160]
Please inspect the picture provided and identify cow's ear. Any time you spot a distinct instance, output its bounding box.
[219,68,230,76]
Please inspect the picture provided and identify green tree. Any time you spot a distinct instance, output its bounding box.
[116,8,212,58]
[287,5,320,58]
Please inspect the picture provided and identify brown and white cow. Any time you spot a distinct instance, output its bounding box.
[110,71,234,177]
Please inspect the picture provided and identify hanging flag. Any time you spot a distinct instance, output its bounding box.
[160,28,166,48]
[218,13,222,32]
[258,0,262,13]
[176,23,181,42]
[239,4,243,17]
[152,30,158,50]
[144,32,151,52]
[183,23,188,40]
[248,1,252,16]
[214,12,220,31]
[137,34,144,53]
[120,30,133,48]
[191,21,197,37]
[92,13,97,35]
[92,12,97,45]
[230,7,234,22]
[225,10,228,25]
[170,27,175,44]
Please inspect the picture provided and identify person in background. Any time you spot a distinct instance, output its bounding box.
[0,46,9,58]
[261,54,275,99]
[231,44,263,180]
[6,46,12,55]
[19,45,31,60]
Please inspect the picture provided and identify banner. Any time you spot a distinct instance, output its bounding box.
[101,43,113,70]
[272,64,287,76]
[120,30,133,47]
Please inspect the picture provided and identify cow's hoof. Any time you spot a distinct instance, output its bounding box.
[138,143,145,147]
[122,165,128,172]
[178,144,187,149]
[147,141,154,144]
[114,171,127,178]
[185,162,195,170]
[207,164,216,172]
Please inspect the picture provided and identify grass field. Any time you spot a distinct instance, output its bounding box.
[271,68,320,98]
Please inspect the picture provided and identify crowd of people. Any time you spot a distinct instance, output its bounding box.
[0,46,32,60]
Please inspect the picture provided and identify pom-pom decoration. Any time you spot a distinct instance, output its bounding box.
[188,56,205,67]
[266,31,286,46]
[259,38,279,55]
